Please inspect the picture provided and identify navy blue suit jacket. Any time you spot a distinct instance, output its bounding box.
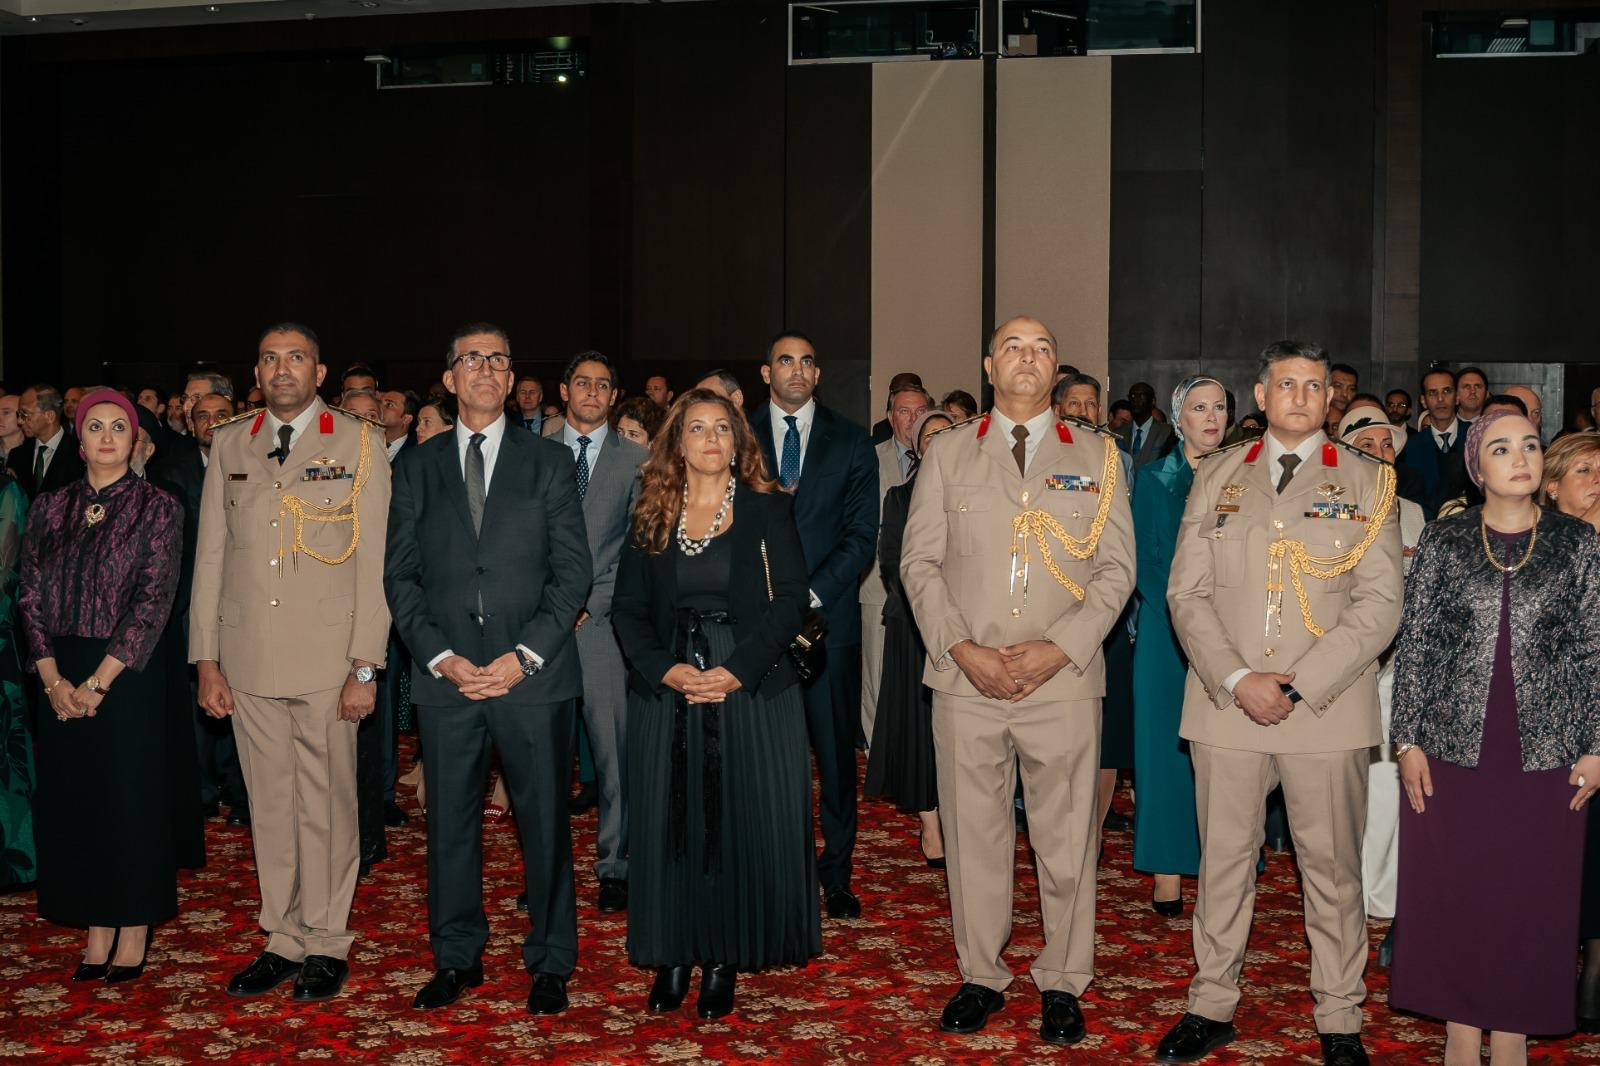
[750,401,879,647]
[1397,422,1468,518]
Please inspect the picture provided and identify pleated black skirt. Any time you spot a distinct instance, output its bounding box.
[864,615,937,811]
[626,620,821,972]
[34,635,179,928]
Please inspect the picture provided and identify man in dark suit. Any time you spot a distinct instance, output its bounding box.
[16,384,85,497]
[511,375,564,438]
[155,391,250,826]
[749,330,878,919]
[1117,382,1175,472]
[386,322,592,1014]
[1396,367,1466,519]
[557,350,645,914]
[376,387,419,826]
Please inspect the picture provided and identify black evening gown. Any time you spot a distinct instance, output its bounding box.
[865,480,937,811]
[626,532,821,972]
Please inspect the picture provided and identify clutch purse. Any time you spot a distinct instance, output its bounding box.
[760,538,827,683]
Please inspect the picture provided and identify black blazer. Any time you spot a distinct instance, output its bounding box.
[612,484,809,702]
[152,435,205,618]
[1396,422,1468,518]
[748,402,878,646]
[877,480,914,626]
[14,431,86,499]
[384,421,593,707]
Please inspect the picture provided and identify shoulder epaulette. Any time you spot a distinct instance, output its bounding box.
[926,414,982,439]
[1332,437,1394,466]
[328,406,385,430]
[1198,437,1254,461]
[209,407,261,432]
[1061,414,1116,439]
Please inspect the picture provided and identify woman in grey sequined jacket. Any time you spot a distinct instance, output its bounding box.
[1390,506,1600,771]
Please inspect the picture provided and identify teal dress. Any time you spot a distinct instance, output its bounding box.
[0,478,33,888]
[1130,449,1201,877]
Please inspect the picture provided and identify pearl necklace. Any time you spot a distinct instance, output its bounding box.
[676,475,736,556]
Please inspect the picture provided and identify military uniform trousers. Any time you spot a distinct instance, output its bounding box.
[576,618,628,881]
[1189,741,1369,1033]
[231,686,360,961]
[932,690,1100,995]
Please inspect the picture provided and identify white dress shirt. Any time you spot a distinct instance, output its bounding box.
[34,427,65,481]
[264,404,319,456]
[768,398,817,475]
[386,436,406,463]
[985,406,1058,476]
[562,420,609,467]
[1429,417,1462,452]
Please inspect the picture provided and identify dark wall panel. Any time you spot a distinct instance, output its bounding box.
[1421,57,1600,364]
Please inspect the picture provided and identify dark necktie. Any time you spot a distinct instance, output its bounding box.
[780,415,801,488]
[32,444,46,483]
[1011,425,1029,476]
[575,435,592,500]
[270,425,293,465]
[1438,431,1450,452]
[466,432,486,536]
[904,449,917,484]
[1132,424,1144,455]
[1276,452,1301,494]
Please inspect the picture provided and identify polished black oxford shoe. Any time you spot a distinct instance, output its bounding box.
[1039,990,1085,1046]
[1320,1032,1370,1066]
[1154,1012,1236,1063]
[292,955,349,1002]
[527,972,569,1015]
[597,877,628,914]
[938,983,1004,1035]
[412,963,484,1010]
[824,887,861,919]
[226,952,302,997]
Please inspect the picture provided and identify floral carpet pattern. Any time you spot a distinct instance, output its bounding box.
[0,748,1594,1064]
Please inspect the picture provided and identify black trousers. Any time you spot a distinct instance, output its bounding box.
[356,708,386,867]
[417,698,578,976]
[802,644,861,893]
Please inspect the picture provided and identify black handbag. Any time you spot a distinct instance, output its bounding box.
[761,538,827,683]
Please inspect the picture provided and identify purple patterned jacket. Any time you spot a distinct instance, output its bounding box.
[19,472,182,672]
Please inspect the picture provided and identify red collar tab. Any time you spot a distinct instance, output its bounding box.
[320,411,335,434]
[1244,439,1264,463]
[1057,421,1072,445]
[249,411,265,436]
[1322,441,1338,467]
[975,414,992,439]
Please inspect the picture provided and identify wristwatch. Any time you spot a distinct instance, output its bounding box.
[515,648,541,678]
[351,664,377,684]
[85,675,105,693]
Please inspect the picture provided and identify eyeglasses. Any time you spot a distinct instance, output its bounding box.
[452,351,512,373]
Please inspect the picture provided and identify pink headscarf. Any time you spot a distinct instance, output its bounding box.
[1463,408,1523,490]
[73,388,141,441]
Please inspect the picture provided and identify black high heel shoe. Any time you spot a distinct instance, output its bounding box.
[1152,893,1184,918]
[696,963,736,1019]
[647,964,692,1012]
[105,935,149,984]
[73,930,118,982]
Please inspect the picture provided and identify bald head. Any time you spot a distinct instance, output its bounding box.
[1505,385,1541,431]
[988,316,1057,359]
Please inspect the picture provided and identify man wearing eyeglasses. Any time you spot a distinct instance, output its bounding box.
[385,322,591,1015]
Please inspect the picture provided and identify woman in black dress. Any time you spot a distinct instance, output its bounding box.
[612,388,820,1019]
[866,408,954,865]
[19,389,183,984]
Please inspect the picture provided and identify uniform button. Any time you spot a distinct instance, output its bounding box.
[269,559,277,567]
[229,500,237,508]
[1264,647,1275,656]
[218,615,225,623]
[1274,520,1284,529]
[269,598,280,607]
[1334,539,1343,549]
[1021,491,1030,504]
[1015,569,1025,578]
[270,520,278,528]
[958,504,968,512]
[323,498,332,505]
[1212,530,1223,540]
[1011,607,1021,617]
[1072,511,1081,519]
[273,481,282,489]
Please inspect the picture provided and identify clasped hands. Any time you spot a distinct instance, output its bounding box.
[663,663,742,704]
[45,677,103,721]
[436,653,527,702]
[1232,670,1298,727]
[951,639,1069,702]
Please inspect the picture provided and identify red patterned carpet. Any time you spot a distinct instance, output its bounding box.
[1,749,1594,1064]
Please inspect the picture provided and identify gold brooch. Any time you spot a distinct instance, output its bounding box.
[84,503,107,526]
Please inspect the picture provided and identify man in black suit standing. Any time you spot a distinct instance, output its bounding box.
[376,387,418,826]
[16,384,85,497]
[1396,367,1467,519]
[386,322,592,1014]
[749,330,878,919]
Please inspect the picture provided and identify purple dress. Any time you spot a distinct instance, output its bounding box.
[1391,528,1588,1035]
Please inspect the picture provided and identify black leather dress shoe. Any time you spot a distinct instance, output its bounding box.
[412,963,484,1009]
[1155,1013,1235,1063]
[568,782,597,815]
[1039,990,1085,1045]
[648,965,692,1012]
[1102,810,1133,833]
[527,972,569,1015]
[597,877,628,913]
[696,964,736,1019]
[292,955,349,1002]
[227,952,302,997]
[226,806,251,827]
[72,960,111,982]
[939,983,1004,1034]
[384,801,409,827]
[1320,1033,1370,1066]
[516,890,529,910]
[824,887,861,919]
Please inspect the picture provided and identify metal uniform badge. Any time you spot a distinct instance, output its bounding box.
[1216,483,1247,513]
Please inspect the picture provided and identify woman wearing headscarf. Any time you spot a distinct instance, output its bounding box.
[866,408,957,866]
[1130,375,1227,915]
[19,388,183,983]
[1390,410,1600,1065]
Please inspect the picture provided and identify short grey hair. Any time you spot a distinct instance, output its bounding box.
[1053,372,1101,406]
[28,384,63,417]
[1255,340,1330,387]
[187,371,235,401]
[340,386,379,406]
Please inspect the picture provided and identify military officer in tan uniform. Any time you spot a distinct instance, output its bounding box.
[191,322,392,1003]
[901,316,1134,1048]
[1155,341,1402,1066]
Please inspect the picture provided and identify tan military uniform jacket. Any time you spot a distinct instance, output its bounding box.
[1167,431,1403,754]
[901,412,1135,700]
[189,397,392,698]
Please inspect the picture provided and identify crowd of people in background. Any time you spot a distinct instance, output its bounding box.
[2,326,1599,1066]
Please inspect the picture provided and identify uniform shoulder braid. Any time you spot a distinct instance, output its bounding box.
[925,414,983,441]
[1060,414,1116,439]
[1199,437,1254,461]
[1331,437,1393,467]
[209,407,261,434]
[327,406,384,431]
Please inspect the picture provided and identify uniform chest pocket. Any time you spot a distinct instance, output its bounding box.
[225,483,262,549]
[1200,518,1246,588]
[1298,534,1356,595]
[945,486,992,557]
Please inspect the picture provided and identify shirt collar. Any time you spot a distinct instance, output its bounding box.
[768,397,816,430]
[987,405,1057,443]
[265,402,320,442]
[1263,428,1325,470]
[1431,417,1461,441]
[456,414,508,450]
[563,420,609,449]
[42,427,65,452]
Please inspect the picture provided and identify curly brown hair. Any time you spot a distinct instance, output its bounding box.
[1541,431,1600,509]
[613,394,665,443]
[632,388,778,554]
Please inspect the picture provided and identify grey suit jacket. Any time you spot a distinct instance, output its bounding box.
[860,437,907,609]
[1119,418,1175,471]
[578,432,646,622]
